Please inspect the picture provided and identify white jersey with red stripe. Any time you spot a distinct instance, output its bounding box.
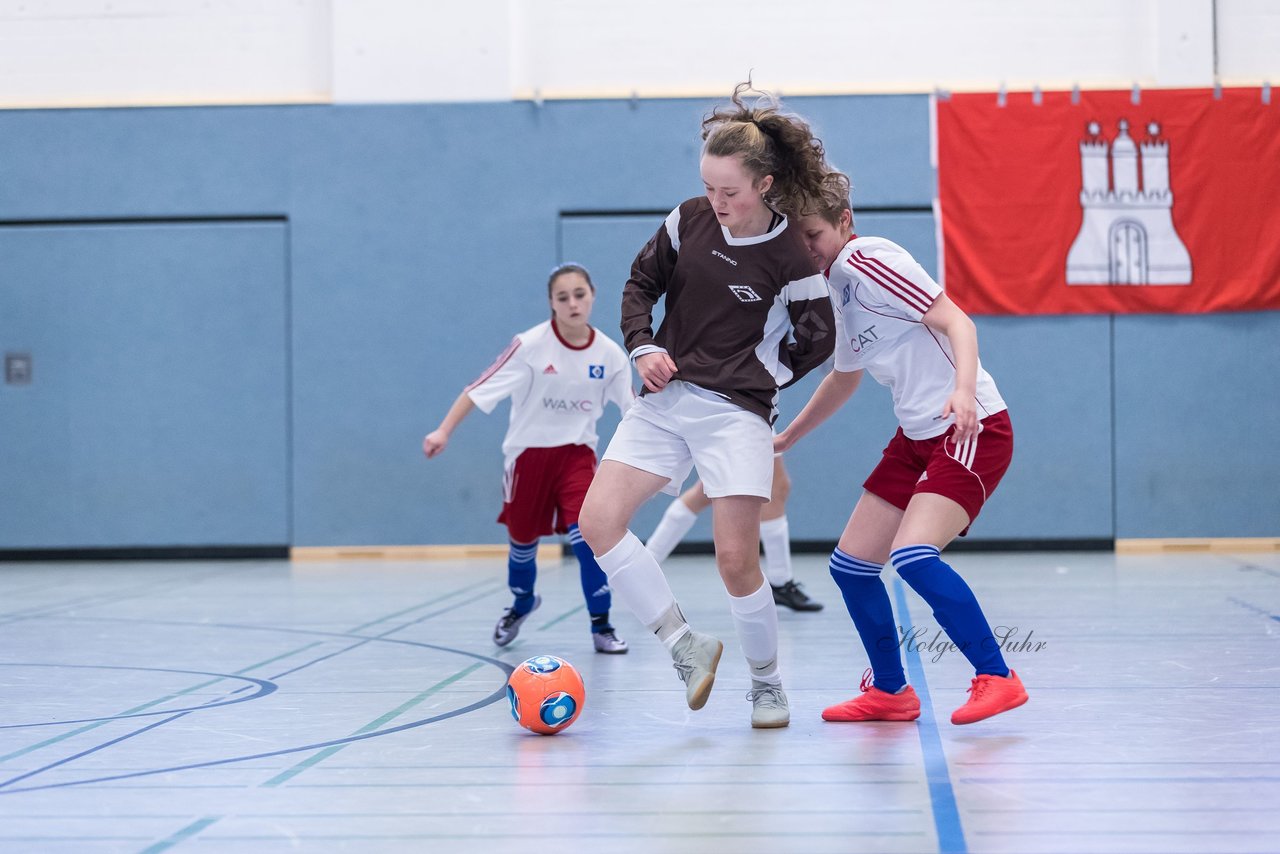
[827,236,1006,439]
[465,320,634,468]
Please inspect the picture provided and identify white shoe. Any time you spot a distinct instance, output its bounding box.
[747,680,790,728]
[592,628,629,654]
[670,630,723,710]
[492,594,540,647]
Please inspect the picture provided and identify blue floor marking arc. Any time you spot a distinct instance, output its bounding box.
[0,637,514,795]
[0,582,515,795]
[893,577,968,854]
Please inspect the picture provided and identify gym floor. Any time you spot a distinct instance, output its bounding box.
[1,548,1277,853]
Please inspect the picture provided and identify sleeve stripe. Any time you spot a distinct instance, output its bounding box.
[781,273,829,302]
[852,249,936,306]
[847,256,932,314]
[465,337,521,392]
[664,207,682,253]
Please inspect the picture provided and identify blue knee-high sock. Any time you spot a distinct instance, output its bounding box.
[507,540,538,615]
[829,548,906,693]
[890,544,1009,677]
[567,524,611,630]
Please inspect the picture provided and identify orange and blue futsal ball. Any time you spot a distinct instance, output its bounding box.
[506,655,585,735]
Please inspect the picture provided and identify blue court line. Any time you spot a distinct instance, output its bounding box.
[138,816,222,853]
[261,661,486,787]
[268,585,506,682]
[893,578,968,854]
[347,578,503,633]
[0,646,316,761]
[0,638,512,795]
[0,584,516,794]
[0,711,193,790]
[0,565,247,626]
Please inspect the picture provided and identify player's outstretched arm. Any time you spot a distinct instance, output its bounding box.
[773,368,863,453]
[921,294,980,444]
[423,392,476,458]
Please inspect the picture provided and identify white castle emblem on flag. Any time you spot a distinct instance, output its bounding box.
[1065,119,1192,285]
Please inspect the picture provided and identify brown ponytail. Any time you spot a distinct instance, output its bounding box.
[701,81,830,218]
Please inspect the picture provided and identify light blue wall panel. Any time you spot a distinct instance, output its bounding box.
[3,95,1268,549]
[0,106,295,219]
[1113,313,1280,537]
[290,95,934,546]
[0,222,289,547]
[971,316,1114,539]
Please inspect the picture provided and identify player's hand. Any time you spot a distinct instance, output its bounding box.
[423,430,449,458]
[941,392,978,445]
[636,352,678,393]
[773,431,796,454]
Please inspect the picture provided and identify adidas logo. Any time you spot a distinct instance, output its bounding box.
[543,364,557,374]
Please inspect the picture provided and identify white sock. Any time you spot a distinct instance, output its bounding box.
[728,579,781,685]
[645,499,698,564]
[596,530,689,648]
[759,515,793,587]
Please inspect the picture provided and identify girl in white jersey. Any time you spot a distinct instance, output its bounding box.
[775,171,1029,726]
[423,264,634,655]
[578,83,836,729]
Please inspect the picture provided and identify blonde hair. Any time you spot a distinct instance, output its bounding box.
[701,81,830,219]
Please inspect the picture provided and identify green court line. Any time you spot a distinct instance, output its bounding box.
[348,578,503,633]
[137,816,222,853]
[538,604,585,630]
[260,661,486,787]
[0,643,323,763]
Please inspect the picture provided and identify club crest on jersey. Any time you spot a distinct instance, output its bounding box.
[842,284,851,305]
[588,365,605,379]
[728,284,762,303]
[543,364,557,374]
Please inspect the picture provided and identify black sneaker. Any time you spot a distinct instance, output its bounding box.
[493,594,541,646]
[772,580,823,612]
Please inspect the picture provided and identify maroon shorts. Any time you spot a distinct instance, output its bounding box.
[497,444,598,543]
[863,410,1013,531]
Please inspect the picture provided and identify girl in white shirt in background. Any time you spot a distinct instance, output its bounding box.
[424,264,634,655]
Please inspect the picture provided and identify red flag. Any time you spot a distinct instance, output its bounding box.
[936,88,1280,314]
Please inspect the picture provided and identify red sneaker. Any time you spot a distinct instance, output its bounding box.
[822,669,921,722]
[951,670,1028,725]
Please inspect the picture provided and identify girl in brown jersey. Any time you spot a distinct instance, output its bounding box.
[578,83,837,728]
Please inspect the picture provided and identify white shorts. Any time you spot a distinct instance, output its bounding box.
[601,381,774,499]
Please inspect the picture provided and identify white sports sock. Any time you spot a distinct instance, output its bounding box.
[728,580,781,685]
[645,499,699,564]
[759,515,793,587]
[595,530,689,648]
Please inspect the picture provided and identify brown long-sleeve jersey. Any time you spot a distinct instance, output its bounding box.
[620,196,836,424]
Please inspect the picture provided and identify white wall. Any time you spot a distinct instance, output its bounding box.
[0,0,331,108]
[0,0,1275,108]
[1218,0,1280,83]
